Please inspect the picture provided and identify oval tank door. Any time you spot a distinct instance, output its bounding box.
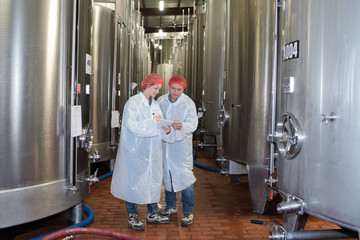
[275,113,304,159]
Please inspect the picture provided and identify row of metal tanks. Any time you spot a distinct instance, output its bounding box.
[0,0,151,229]
[188,0,360,239]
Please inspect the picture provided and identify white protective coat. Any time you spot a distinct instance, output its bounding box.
[111,92,174,204]
[158,93,198,192]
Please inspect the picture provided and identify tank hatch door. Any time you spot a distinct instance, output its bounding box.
[275,113,303,159]
[217,105,229,128]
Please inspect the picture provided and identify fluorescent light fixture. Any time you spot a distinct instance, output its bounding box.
[159,45,162,50]
[159,1,164,11]
[159,29,163,34]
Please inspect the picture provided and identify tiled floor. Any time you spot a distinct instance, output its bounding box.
[1,148,349,240]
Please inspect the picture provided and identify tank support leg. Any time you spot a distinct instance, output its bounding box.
[70,202,84,224]
[282,212,308,232]
[247,165,269,214]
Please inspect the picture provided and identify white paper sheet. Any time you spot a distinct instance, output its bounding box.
[157,119,173,129]
[111,110,120,128]
[85,54,92,75]
[71,105,82,137]
[131,82,138,90]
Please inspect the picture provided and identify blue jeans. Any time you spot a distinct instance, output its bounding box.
[165,173,194,215]
[126,202,158,215]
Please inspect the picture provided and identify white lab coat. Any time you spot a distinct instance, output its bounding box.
[111,92,175,204]
[158,93,198,192]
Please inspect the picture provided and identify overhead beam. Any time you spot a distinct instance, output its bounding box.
[140,7,193,16]
[145,26,188,34]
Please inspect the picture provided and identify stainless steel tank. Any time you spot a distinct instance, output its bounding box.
[191,3,206,110]
[223,0,274,167]
[0,0,90,228]
[77,0,94,175]
[184,33,192,98]
[139,26,148,83]
[221,0,275,214]
[89,4,117,162]
[132,9,141,86]
[172,39,187,78]
[142,39,151,80]
[115,0,131,116]
[139,27,151,83]
[202,0,226,137]
[274,0,360,233]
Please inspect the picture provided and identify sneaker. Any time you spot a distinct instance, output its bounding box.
[181,213,193,226]
[128,213,145,231]
[146,211,170,224]
[160,208,177,217]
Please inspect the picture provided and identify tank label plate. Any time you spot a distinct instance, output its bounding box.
[283,40,300,61]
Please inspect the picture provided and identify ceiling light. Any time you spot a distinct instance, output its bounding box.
[159,29,163,34]
[159,45,162,50]
[159,1,164,11]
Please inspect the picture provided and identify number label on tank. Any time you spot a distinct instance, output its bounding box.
[283,40,299,61]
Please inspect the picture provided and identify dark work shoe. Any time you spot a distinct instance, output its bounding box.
[160,208,177,217]
[146,211,170,224]
[128,213,145,230]
[181,213,193,226]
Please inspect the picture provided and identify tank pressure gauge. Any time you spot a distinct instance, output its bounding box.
[275,113,303,159]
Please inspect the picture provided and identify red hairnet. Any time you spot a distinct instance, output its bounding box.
[140,73,164,89]
[168,75,187,89]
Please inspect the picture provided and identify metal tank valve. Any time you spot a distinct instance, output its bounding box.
[219,168,229,176]
[79,123,93,152]
[89,149,101,162]
[86,168,99,185]
[277,195,305,215]
[250,220,287,240]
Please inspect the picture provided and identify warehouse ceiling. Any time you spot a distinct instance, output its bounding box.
[136,0,197,33]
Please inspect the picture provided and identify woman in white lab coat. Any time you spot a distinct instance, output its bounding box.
[111,73,174,231]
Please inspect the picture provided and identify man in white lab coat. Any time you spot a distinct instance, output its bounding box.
[158,75,198,226]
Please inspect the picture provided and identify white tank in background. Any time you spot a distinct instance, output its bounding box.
[150,38,175,96]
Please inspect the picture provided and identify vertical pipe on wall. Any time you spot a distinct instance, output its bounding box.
[70,0,79,188]
[111,1,119,146]
[182,9,185,33]
[268,0,280,175]
[127,0,134,97]
[188,8,190,32]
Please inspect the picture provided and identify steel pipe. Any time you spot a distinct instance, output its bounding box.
[286,229,358,240]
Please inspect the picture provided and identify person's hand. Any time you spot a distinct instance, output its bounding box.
[172,120,183,130]
[155,115,162,122]
[161,125,171,134]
